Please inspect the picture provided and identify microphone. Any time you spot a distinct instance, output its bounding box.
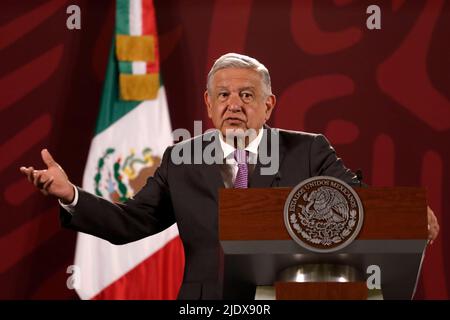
[356,169,363,187]
[273,171,282,187]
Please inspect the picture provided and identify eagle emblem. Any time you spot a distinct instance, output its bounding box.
[284,176,364,253]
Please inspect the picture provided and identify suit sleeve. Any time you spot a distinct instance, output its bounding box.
[60,147,175,245]
[309,134,361,186]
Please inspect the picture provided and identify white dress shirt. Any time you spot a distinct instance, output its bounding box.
[218,128,264,185]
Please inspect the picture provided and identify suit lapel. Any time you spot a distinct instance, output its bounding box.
[249,127,285,188]
[200,131,225,197]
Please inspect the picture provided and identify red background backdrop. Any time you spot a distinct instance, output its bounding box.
[0,0,448,299]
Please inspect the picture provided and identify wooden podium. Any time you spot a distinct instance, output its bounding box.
[218,187,428,300]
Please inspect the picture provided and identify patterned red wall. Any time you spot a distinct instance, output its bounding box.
[0,0,448,299]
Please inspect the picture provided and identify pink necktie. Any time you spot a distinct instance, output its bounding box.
[234,149,248,188]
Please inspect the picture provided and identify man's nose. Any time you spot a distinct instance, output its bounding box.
[227,93,243,112]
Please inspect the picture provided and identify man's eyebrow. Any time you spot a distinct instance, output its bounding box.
[215,86,256,91]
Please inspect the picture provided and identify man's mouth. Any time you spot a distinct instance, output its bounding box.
[224,117,245,124]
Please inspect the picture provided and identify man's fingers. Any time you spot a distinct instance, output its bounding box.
[41,149,57,168]
[42,176,54,190]
[20,166,31,180]
[426,206,439,244]
[33,170,49,188]
[26,167,35,183]
[40,176,54,196]
[427,221,439,244]
[32,171,43,187]
[432,213,438,225]
[432,224,439,238]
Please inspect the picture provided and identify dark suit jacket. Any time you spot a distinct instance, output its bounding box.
[60,128,360,300]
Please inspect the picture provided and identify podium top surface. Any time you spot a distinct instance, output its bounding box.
[219,187,428,241]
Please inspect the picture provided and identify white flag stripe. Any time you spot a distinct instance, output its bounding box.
[129,0,142,36]
[82,86,172,186]
[132,61,147,74]
[76,86,177,300]
[75,224,179,300]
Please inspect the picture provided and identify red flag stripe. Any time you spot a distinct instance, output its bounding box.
[92,236,184,300]
[142,0,159,74]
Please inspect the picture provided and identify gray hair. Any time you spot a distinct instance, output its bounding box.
[206,53,272,96]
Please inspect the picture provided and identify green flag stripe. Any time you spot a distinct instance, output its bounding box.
[118,61,133,74]
[116,0,130,35]
[95,37,139,135]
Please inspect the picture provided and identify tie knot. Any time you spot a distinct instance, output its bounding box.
[234,149,247,165]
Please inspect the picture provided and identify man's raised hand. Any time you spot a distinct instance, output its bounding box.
[20,149,75,203]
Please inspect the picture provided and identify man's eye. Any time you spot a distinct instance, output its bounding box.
[241,92,253,99]
[218,92,229,98]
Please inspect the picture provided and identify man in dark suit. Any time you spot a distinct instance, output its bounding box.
[20,53,439,300]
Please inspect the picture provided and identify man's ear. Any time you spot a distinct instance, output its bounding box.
[264,94,276,121]
[204,90,213,119]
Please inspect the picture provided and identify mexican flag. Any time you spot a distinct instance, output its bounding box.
[74,0,184,299]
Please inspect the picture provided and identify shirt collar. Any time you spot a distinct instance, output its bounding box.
[218,128,264,159]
